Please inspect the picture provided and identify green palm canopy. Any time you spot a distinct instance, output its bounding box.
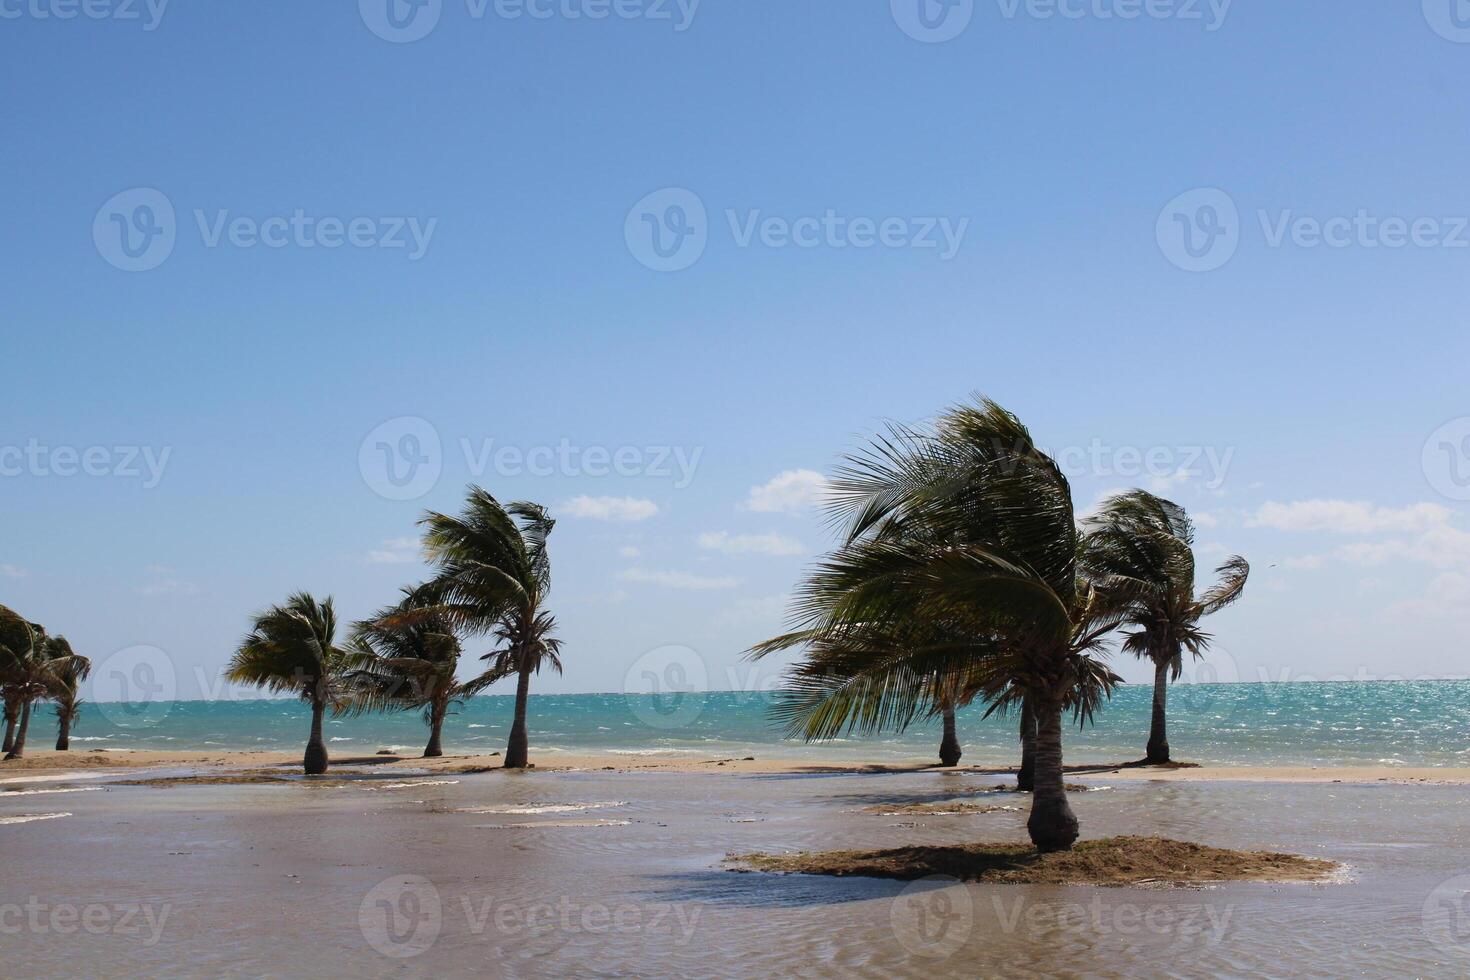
[1082,489,1249,763]
[420,488,562,769]
[750,398,1124,852]
[225,592,371,774]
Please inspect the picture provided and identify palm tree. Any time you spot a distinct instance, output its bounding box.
[1082,490,1248,764]
[937,695,962,767]
[225,593,370,774]
[0,616,87,760]
[51,646,93,751]
[352,588,494,757]
[751,399,1122,852]
[420,488,562,769]
[0,606,38,756]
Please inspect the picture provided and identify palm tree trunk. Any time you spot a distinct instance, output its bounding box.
[5,699,32,760]
[503,656,532,769]
[303,700,328,775]
[1146,660,1170,763]
[424,697,445,758]
[938,703,962,767]
[1017,695,1037,792]
[56,712,71,751]
[1025,695,1078,853]
[2,702,15,755]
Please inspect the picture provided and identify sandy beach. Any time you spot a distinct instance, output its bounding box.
[5,751,1470,976]
[5,747,1470,786]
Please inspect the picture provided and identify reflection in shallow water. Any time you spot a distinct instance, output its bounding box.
[2,770,1470,976]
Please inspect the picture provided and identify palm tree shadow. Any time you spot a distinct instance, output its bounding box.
[637,869,907,909]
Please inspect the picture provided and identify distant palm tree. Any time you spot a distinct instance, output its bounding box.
[421,488,562,769]
[225,593,370,774]
[1082,490,1249,764]
[352,588,496,757]
[51,645,93,751]
[751,400,1124,851]
[0,606,38,756]
[0,612,88,760]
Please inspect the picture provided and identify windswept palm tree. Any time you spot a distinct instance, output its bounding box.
[0,606,38,756]
[0,616,88,760]
[48,639,90,751]
[351,588,494,757]
[420,488,562,769]
[225,593,370,774]
[751,399,1122,852]
[1082,490,1249,764]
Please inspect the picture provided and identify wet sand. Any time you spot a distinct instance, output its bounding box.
[5,747,1470,786]
[4,761,1470,976]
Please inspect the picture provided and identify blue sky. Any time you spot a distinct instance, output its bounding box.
[2,0,1468,701]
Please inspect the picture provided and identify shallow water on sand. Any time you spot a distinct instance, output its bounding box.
[4,767,1470,977]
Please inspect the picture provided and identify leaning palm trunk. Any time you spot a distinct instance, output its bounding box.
[504,655,532,768]
[938,704,962,766]
[1146,660,1170,763]
[304,700,328,775]
[5,699,32,760]
[56,714,72,751]
[1026,695,1078,852]
[1,703,15,755]
[1017,695,1037,791]
[424,697,446,758]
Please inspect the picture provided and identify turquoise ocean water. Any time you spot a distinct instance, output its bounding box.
[62,681,1470,766]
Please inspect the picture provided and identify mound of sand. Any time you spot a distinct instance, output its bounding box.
[729,835,1338,885]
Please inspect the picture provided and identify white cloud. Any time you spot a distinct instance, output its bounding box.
[1385,572,1470,623]
[1192,510,1221,529]
[1281,555,1325,570]
[367,537,422,565]
[617,567,739,591]
[696,531,805,557]
[562,496,659,523]
[1332,523,1470,569]
[0,564,26,579]
[1247,500,1450,534]
[618,545,641,559]
[744,469,828,514]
